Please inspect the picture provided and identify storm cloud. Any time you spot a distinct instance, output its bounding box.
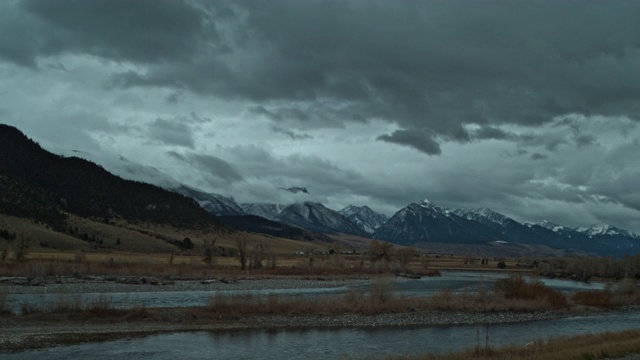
[1,0,640,232]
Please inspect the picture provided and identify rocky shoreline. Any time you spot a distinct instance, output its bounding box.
[0,275,370,295]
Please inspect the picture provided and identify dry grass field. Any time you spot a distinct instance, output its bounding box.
[0,213,531,278]
[391,330,640,360]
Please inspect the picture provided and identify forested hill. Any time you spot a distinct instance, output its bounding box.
[0,124,217,229]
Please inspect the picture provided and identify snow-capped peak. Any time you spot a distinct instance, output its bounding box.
[575,222,639,238]
[536,220,566,233]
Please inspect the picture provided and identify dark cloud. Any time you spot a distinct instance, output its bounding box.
[516,132,570,152]
[148,119,194,148]
[168,151,243,182]
[104,1,640,150]
[574,134,597,148]
[165,92,185,105]
[472,126,514,140]
[531,153,548,161]
[377,129,441,155]
[269,125,313,141]
[17,0,214,65]
[3,1,640,150]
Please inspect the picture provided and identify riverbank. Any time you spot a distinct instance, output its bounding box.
[0,307,569,353]
[4,305,640,354]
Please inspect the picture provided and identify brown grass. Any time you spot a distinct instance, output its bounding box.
[203,277,408,316]
[390,330,640,360]
[0,288,7,314]
[196,276,570,318]
[572,278,640,309]
[0,213,327,255]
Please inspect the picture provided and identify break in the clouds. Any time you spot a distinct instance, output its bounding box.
[1,0,640,232]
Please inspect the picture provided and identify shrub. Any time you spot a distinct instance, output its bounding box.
[572,290,613,308]
[495,274,568,309]
[573,278,640,308]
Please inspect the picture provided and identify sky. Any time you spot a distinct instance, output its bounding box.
[1,0,640,232]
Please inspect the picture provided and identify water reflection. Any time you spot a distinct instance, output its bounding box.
[7,312,640,359]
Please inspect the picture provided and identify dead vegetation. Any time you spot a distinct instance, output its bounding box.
[572,278,640,309]
[391,330,640,360]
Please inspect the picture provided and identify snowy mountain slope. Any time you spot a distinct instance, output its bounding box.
[453,208,555,245]
[338,205,388,234]
[534,220,589,242]
[172,184,245,216]
[374,199,499,245]
[241,203,285,220]
[576,223,640,239]
[274,202,369,236]
[453,208,514,228]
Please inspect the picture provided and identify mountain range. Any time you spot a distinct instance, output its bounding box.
[2,124,640,258]
[374,199,640,257]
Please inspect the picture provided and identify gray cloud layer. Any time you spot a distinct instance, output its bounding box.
[1,0,640,232]
[4,1,637,148]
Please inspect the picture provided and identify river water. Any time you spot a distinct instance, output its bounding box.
[4,271,606,315]
[5,311,640,359]
[3,271,627,359]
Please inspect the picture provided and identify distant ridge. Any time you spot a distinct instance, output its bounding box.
[377,198,640,257]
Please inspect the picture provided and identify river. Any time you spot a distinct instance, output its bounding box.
[3,271,607,315]
[4,311,640,359]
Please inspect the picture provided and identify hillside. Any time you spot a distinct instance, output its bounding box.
[218,215,331,242]
[0,124,216,230]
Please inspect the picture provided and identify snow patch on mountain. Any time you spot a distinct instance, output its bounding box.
[241,203,285,220]
[453,208,514,227]
[576,223,640,238]
[274,202,368,236]
[338,205,388,234]
[536,220,568,233]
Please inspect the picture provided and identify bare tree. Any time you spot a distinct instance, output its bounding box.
[203,237,217,266]
[369,240,395,265]
[15,234,30,262]
[397,247,416,271]
[250,241,266,269]
[236,238,248,270]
